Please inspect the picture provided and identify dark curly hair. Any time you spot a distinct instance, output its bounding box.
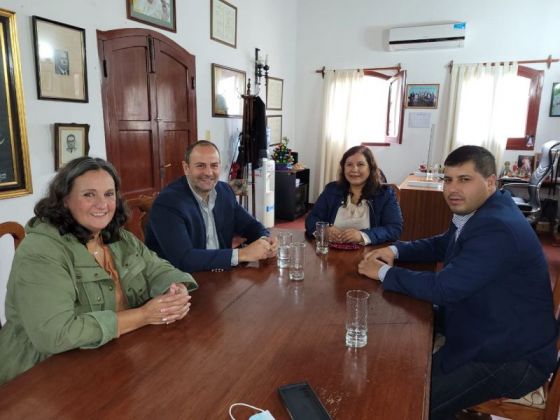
[338,145,382,205]
[31,157,128,244]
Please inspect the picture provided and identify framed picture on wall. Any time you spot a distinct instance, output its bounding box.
[212,64,245,118]
[406,84,439,109]
[211,0,237,48]
[0,10,32,199]
[126,0,176,32]
[54,123,90,170]
[266,77,283,110]
[32,16,88,102]
[266,115,282,145]
[550,82,560,117]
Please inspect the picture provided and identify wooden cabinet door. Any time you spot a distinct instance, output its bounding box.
[98,28,197,198]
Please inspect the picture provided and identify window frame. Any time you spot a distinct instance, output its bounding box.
[505,65,544,151]
[361,69,406,146]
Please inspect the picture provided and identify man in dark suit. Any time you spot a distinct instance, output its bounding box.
[358,145,557,420]
[145,141,277,273]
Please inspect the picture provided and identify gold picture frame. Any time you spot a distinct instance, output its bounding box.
[54,123,90,170]
[32,16,88,102]
[211,63,245,118]
[0,9,32,199]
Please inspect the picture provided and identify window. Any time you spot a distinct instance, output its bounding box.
[505,66,544,150]
[360,69,406,146]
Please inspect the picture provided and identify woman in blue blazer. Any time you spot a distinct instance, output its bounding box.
[305,145,403,245]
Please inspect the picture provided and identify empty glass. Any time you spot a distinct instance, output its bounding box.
[315,221,329,255]
[346,290,369,348]
[289,242,306,281]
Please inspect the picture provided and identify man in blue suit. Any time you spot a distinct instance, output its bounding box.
[358,145,557,420]
[145,141,277,273]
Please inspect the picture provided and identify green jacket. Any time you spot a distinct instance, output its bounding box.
[0,221,198,384]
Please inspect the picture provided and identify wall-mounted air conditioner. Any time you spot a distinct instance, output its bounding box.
[388,22,466,51]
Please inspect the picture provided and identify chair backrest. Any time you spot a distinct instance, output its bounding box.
[0,221,25,249]
[125,194,156,242]
[0,221,25,329]
[384,183,401,202]
[530,141,560,188]
[524,141,560,210]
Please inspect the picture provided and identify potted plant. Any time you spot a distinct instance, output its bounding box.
[272,136,294,170]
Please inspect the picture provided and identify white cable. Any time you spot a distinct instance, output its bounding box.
[229,402,264,420]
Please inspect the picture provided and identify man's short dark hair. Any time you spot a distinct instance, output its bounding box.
[184,141,220,163]
[444,145,496,178]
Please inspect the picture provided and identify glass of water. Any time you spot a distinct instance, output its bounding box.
[345,290,369,348]
[276,232,292,269]
[315,221,329,255]
[289,242,306,281]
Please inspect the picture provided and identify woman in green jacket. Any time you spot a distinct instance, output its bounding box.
[0,157,198,384]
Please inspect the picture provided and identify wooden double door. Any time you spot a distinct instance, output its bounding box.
[97,28,197,198]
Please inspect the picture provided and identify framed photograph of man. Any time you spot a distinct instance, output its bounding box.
[0,10,32,199]
[126,0,176,32]
[32,16,88,102]
[54,123,90,170]
[406,84,439,109]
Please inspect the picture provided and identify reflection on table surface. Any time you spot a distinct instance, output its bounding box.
[0,230,433,420]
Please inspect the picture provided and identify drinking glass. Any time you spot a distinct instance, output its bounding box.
[289,242,306,281]
[277,232,292,269]
[345,290,369,348]
[315,221,329,255]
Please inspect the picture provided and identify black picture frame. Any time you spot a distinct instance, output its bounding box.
[550,82,560,117]
[0,10,32,199]
[126,0,177,33]
[54,123,90,170]
[32,16,88,102]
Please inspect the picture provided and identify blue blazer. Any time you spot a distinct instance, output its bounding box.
[305,182,403,244]
[145,177,269,273]
[384,190,558,374]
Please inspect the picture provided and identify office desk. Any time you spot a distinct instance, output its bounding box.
[0,231,433,420]
[399,175,453,241]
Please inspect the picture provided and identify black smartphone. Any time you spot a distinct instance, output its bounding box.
[277,382,332,420]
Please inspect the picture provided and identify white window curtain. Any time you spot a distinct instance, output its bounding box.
[443,62,518,165]
[319,69,364,188]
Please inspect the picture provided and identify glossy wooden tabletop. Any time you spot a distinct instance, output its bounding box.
[0,231,433,420]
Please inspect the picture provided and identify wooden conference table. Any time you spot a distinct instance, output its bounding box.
[0,231,433,420]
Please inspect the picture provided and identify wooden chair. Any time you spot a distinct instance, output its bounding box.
[0,221,25,329]
[125,194,156,242]
[0,221,25,249]
[470,272,560,420]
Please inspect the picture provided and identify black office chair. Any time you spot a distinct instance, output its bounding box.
[501,140,560,225]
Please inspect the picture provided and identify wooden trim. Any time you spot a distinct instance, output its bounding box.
[505,66,544,150]
[449,55,558,72]
[316,64,401,78]
[361,142,391,147]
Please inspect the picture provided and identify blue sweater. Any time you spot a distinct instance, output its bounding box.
[385,190,558,374]
[145,177,268,272]
[305,182,403,244]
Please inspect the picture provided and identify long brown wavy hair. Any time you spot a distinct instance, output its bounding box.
[338,145,382,205]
